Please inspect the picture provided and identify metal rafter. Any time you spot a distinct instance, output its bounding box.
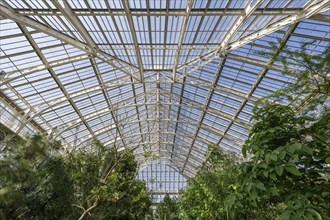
[120,0,149,146]
[172,0,194,81]
[181,57,227,171]
[215,24,299,151]
[0,91,45,134]
[51,101,249,143]
[9,77,122,131]
[11,74,254,132]
[89,58,127,148]
[0,54,92,86]
[122,0,144,81]
[6,74,258,105]
[0,3,141,81]
[14,25,96,146]
[175,0,329,81]
[1,0,328,181]
[50,0,97,50]
[11,8,323,17]
[168,0,262,160]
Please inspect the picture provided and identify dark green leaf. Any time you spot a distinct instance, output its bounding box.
[275,166,283,176]
[279,151,286,160]
[285,166,301,176]
[301,145,313,155]
[270,153,278,161]
[270,173,277,181]
[325,157,330,164]
[287,145,295,154]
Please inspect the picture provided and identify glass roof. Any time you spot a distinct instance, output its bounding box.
[0,0,329,195]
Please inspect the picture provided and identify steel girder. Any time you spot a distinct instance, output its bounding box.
[61,101,246,149]
[1,0,329,178]
[10,7,325,17]
[8,74,253,133]
[15,24,97,143]
[0,3,141,81]
[175,0,329,81]
[172,0,194,81]
[181,57,227,171]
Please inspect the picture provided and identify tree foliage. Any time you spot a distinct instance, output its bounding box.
[0,135,74,219]
[179,147,239,219]
[155,194,180,220]
[178,44,330,219]
[67,140,152,219]
[0,136,152,219]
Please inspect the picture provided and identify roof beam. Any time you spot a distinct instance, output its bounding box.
[50,0,97,50]
[13,87,252,136]
[89,57,128,149]
[0,4,141,81]
[181,57,227,171]
[122,0,144,81]
[12,75,256,119]
[120,0,149,146]
[12,8,316,16]
[172,0,194,81]
[52,106,246,144]
[0,54,91,86]
[217,24,299,149]
[119,0,151,146]
[11,76,132,134]
[192,24,301,175]
[175,0,328,81]
[0,91,45,135]
[14,25,96,143]
[76,130,211,152]
[168,0,263,156]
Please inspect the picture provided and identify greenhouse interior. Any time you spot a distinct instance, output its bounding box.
[0,0,329,219]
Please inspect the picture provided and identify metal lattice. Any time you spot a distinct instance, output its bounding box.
[0,0,329,196]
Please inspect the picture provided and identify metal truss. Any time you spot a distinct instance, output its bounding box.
[172,0,194,81]
[0,3,141,81]
[10,7,326,17]
[7,74,253,134]
[0,0,329,194]
[175,0,329,81]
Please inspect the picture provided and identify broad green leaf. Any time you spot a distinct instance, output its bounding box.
[321,192,330,197]
[268,187,279,196]
[285,166,301,176]
[275,166,283,176]
[263,170,269,178]
[260,162,267,169]
[255,182,266,191]
[287,145,295,154]
[301,145,313,155]
[307,209,322,220]
[292,143,302,151]
[270,153,278,161]
[270,173,277,181]
[279,151,286,160]
[250,189,258,200]
[325,157,330,164]
[305,213,314,220]
[282,210,292,220]
[242,146,247,158]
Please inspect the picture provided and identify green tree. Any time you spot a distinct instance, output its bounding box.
[225,44,330,219]
[178,44,330,219]
[0,134,75,219]
[0,136,152,219]
[179,146,240,220]
[155,194,180,220]
[67,140,152,219]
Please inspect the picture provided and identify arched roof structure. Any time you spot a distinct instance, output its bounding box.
[0,0,329,195]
